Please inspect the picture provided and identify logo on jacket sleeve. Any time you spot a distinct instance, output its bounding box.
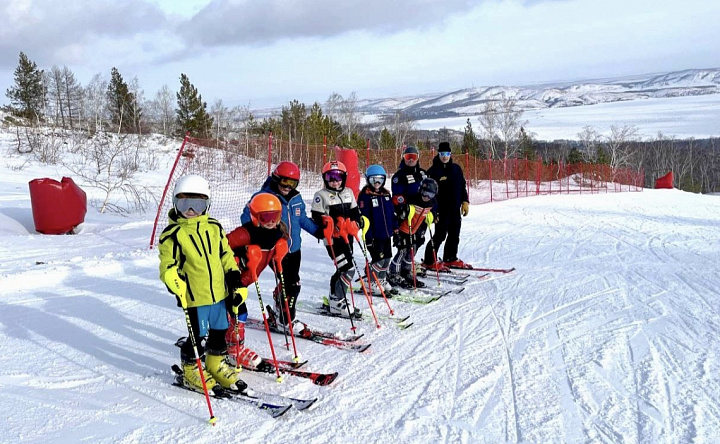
[295,208,301,216]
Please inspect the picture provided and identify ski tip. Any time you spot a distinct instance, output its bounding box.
[315,372,339,386]
[272,404,293,418]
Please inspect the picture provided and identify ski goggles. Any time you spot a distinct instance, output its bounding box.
[403,152,419,162]
[367,175,385,186]
[438,151,451,157]
[278,177,299,189]
[256,210,282,225]
[324,170,345,182]
[420,190,436,200]
[175,197,209,214]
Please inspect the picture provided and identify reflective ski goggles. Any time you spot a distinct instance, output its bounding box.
[256,210,282,225]
[367,175,385,186]
[420,190,436,200]
[438,151,451,157]
[403,153,419,162]
[324,170,345,182]
[278,177,299,189]
[175,197,209,214]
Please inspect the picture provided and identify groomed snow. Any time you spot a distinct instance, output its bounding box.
[1,140,719,443]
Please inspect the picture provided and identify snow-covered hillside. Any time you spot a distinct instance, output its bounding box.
[360,68,720,118]
[1,135,719,443]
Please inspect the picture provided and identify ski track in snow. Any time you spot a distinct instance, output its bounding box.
[1,149,720,444]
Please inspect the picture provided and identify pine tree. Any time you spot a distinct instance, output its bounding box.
[106,67,141,132]
[379,128,396,150]
[175,73,213,138]
[518,127,536,160]
[463,118,480,155]
[6,52,45,121]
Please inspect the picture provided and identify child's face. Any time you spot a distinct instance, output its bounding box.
[260,219,279,229]
[175,193,209,219]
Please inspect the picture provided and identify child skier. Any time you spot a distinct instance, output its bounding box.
[158,174,246,393]
[388,177,439,289]
[225,192,289,369]
[357,164,399,295]
[240,161,322,328]
[311,160,363,316]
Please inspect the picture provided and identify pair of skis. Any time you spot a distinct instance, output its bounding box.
[245,317,371,353]
[171,364,316,418]
[174,337,338,386]
[295,300,414,329]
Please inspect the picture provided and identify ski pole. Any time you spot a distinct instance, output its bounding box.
[357,215,395,316]
[272,238,300,362]
[336,217,358,310]
[425,212,441,287]
[246,245,283,382]
[340,218,381,329]
[181,306,217,425]
[407,205,418,290]
[336,217,360,331]
[323,216,356,331]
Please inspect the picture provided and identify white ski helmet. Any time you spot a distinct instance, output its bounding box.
[173,174,211,211]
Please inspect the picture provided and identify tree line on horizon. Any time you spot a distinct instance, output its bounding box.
[3,52,720,194]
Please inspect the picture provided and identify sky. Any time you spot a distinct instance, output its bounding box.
[1,126,719,442]
[1,0,719,108]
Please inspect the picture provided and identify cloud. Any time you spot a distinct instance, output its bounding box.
[179,0,486,48]
[0,0,168,69]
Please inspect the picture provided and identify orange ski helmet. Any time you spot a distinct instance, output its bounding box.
[248,193,282,226]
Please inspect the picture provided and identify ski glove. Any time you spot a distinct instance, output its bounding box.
[162,267,187,308]
[461,201,469,217]
[231,287,248,308]
[225,269,246,305]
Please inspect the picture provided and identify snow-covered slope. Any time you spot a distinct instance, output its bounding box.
[359,68,720,119]
[1,139,719,443]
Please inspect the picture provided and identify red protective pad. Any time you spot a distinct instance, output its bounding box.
[655,171,673,189]
[29,177,87,234]
[334,146,360,198]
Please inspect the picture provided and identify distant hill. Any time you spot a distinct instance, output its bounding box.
[357,68,720,120]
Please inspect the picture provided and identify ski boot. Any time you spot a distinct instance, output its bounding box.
[206,354,247,392]
[181,361,219,394]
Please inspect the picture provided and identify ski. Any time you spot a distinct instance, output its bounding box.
[171,365,292,418]
[246,317,364,342]
[249,359,339,386]
[444,264,516,274]
[245,318,371,353]
[296,300,412,329]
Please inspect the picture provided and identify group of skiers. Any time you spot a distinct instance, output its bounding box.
[158,143,470,394]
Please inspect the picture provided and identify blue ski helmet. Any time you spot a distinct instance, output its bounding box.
[365,164,387,188]
[365,164,386,178]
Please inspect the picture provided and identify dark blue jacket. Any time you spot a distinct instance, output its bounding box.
[390,160,427,206]
[427,155,468,217]
[357,185,398,242]
[241,177,319,253]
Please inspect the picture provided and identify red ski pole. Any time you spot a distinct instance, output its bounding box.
[324,216,356,331]
[357,215,394,316]
[246,245,283,382]
[273,239,300,362]
[181,307,217,425]
[342,218,381,329]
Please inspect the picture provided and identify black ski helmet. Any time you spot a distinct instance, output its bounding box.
[419,178,438,197]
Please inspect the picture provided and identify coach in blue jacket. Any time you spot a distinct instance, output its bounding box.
[422,142,470,268]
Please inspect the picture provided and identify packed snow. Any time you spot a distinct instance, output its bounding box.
[1,137,719,444]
